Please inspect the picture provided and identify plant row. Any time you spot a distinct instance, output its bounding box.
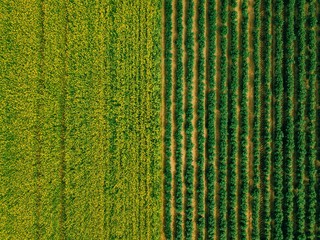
[239,0,249,238]
[283,0,295,238]
[305,0,317,238]
[206,0,216,238]
[174,0,184,239]
[261,0,272,238]
[228,0,239,238]
[164,0,173,239]
[195,0,206,239]
[251,0,261,238]
[272,0,284,239]
[184,0,195,239]
[218,0,228,238]
[295,0,307,238]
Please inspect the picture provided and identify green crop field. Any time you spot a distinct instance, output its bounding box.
[0,0,319,240]
[163,0,320,239]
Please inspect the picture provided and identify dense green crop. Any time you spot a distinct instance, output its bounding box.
[251,0,262,238]
[273,0,284,239]
[174,0,184,239]
[295,0,307,238]
[195,0,206,239]
[239,0,249,238]
[163,0,173,239]
[163,0,320,239]
[206,0,216,239]
[283,0,295,238]
[218,0,228,238]
[184,1,195,239]
[261,0,272,238]
[228,0,239,238]
[305,1,317,238]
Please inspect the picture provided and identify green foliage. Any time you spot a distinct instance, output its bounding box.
[283,0,295,238]
[272,0,284,239]
[163,1,173,239]
[261,0,272,238]
[174,0,184,238]
[239,0,249,238]
[295,0,307,238]
[185,1,195,239]
[218,0,228,238]
[206,0,216,239]
[305,1,317,238]
[251,0,261,238]
[0,1,41,238]
[196,0,205,239]
[195,0,206,239]
[228,1,238,239]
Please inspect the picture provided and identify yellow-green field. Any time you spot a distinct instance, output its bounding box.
[0,0,161,239]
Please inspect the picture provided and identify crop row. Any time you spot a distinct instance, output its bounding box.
[185,0,195,239]
[206,0,216,239]
[261,0,272,238]
[283,0,295,238]
[251,0,261,238]
[305,0,317,238]
[272,0,284,239]
[139,1,163,237]
[228,0,239,238]
[295,0,307,237]
[195,0,206,239]
[163,0,173,239]
[174,0,184,239]
[218,0,228,238]
[239,0,249,238]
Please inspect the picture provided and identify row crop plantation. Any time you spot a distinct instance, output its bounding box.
[163,0,320,239]
[0,0,161,239]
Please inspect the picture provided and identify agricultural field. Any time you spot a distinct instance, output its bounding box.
[0,0,320,240]
[163,0,320,239]
[0,0,161,239]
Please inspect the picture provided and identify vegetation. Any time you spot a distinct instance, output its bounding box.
[163,0,173,239]
[228,0,239,238]
[305,1,317,238]
[272,0,284,239]
[251,0,262,238]
[174,0,184,239]
[184,0,195,239]
[295,0,307,238]
[164,0,319,239]
[2,1,320,239]
[218,0,229,238]
[206,0,216,239]
[195,0,206,239]
[1,0,161,239]
[261,0,272,238]
[239,0,249,238]
[283,0,295,238]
